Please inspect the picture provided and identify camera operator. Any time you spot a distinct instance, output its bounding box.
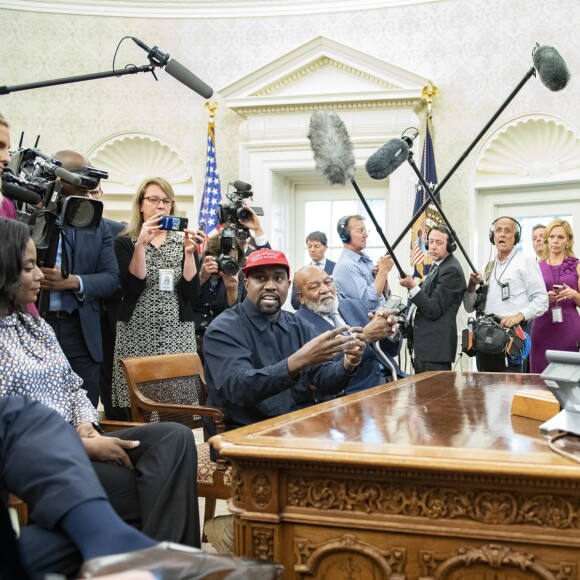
[38,149,119,407]
[192,229,246,360]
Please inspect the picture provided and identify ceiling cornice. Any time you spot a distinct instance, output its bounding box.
[0,0,442,18]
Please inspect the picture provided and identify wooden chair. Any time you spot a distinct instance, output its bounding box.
[119,352,231,539]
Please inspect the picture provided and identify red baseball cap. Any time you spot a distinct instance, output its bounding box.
[241,248,291,277]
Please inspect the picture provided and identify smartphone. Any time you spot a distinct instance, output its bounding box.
[159,215,188,231]
[553,284,564,293]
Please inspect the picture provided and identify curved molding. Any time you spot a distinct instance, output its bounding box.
[88,132,193,192]
[476,114,580,179]
[0,0,443,18]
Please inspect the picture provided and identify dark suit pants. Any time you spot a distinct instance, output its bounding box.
[45,311,100,407]
[476,351,523,373]
[0,396,106,579]
[413,360,452,373]
[93,422,200,548]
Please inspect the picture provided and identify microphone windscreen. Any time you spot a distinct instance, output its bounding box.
[165,59,214,99]
[533,45,571,92]
[1,180,42,205]
[365,139,409,180]
[308,110,355,186]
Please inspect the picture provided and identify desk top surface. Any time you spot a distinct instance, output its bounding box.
[212,372,580,478]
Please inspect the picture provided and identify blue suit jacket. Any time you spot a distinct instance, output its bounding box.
[291,259,336,310]
[58,221,119,361]
[296,298,405,395]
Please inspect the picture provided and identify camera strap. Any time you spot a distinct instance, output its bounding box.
[476,260,495,316]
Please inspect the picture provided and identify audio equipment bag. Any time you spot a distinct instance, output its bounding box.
[463,315,528,358]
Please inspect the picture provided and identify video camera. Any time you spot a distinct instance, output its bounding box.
[216,225,240,275]
[217,180,263,241]
[3,147,108,267]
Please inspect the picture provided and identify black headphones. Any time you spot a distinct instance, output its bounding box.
[337,216,352,244]
[489,216,521,245]
[425,225,457,253]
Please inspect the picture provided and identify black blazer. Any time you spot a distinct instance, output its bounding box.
[290,259,336,310]
[411,253,466,364]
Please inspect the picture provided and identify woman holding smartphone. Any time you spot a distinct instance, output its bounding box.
[530,219,580,373]
[111,177,204,418]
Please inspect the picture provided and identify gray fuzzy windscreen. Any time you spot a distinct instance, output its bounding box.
[307,110,355,185]
[533,45,571,92]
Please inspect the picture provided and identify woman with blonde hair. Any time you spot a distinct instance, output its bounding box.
[111,177,204,418]
[530,218,580,372]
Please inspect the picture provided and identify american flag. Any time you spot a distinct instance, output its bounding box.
[198,120,222,238]
[410,120,443,281]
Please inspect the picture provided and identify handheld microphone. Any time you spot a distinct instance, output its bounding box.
[231,180,252,192]
[365,130,419,180]
[307,110,356,186]
[1,171,42,205]
[132,37,213,99]
[533,44,571,92]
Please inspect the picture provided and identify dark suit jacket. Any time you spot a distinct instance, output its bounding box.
[291,259,336,310]
[101,218,125,330]
[296,298,405,394]
[59,222,119,362]
[411,253,466,364]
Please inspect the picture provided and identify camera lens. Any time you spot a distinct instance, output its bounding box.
[237,207,251,221]
[218,255,239,276]
[62,197,102,229]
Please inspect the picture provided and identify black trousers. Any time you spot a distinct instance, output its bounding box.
[0,396,106,579]
[476,351,523,373]
[94,423,200,548]
[413,360,452,373]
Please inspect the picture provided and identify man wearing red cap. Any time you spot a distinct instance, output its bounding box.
[202,248,366,432]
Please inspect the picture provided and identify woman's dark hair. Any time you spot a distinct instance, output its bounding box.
[203,232,246,264]
[0,217,30,314]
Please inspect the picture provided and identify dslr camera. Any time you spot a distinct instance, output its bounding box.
[216,225,240,275]
[217,180,263,240]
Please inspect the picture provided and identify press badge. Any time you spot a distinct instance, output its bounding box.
[500,282,510,301]
[159,269,174,292]
[552,306,563,323]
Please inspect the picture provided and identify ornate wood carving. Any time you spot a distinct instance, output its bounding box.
[287,476,580,530]
[251,473,272,509]
[294,534,406,578]
[252,527,275,561]
[231,466,244,503]
[419,543,576,580]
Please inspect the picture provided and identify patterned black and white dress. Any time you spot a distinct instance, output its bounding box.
[111,233,197,409]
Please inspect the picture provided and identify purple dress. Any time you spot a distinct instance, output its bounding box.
[530,257,580,373]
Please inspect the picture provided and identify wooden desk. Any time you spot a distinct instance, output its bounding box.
[211,372,580,579]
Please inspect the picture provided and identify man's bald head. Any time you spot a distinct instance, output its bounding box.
[53,150,89,172]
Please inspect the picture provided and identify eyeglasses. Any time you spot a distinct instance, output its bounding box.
[350,228,371,235]
[88,187,103,200]
[143,196,173,208]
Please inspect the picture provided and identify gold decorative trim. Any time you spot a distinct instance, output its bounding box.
[420,543,576,579]
[287,476,580,529]
[294,534,406,576]
[252,56,400,97]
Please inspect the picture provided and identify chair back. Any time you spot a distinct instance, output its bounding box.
[120,352,211,430]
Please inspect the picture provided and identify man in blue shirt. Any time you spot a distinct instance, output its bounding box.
[332,215,394,312]
[203,248,365,431]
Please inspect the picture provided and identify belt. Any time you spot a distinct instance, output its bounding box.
[44,310,78,319]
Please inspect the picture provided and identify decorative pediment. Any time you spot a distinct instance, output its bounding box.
[219,36,433,114]
[476,114,580,179]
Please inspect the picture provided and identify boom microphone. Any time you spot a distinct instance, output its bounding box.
[366,130,419,180]
[132,37,213,99]
[231,180,252,192]
[307,110,355,186]
[533,45,571,92]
